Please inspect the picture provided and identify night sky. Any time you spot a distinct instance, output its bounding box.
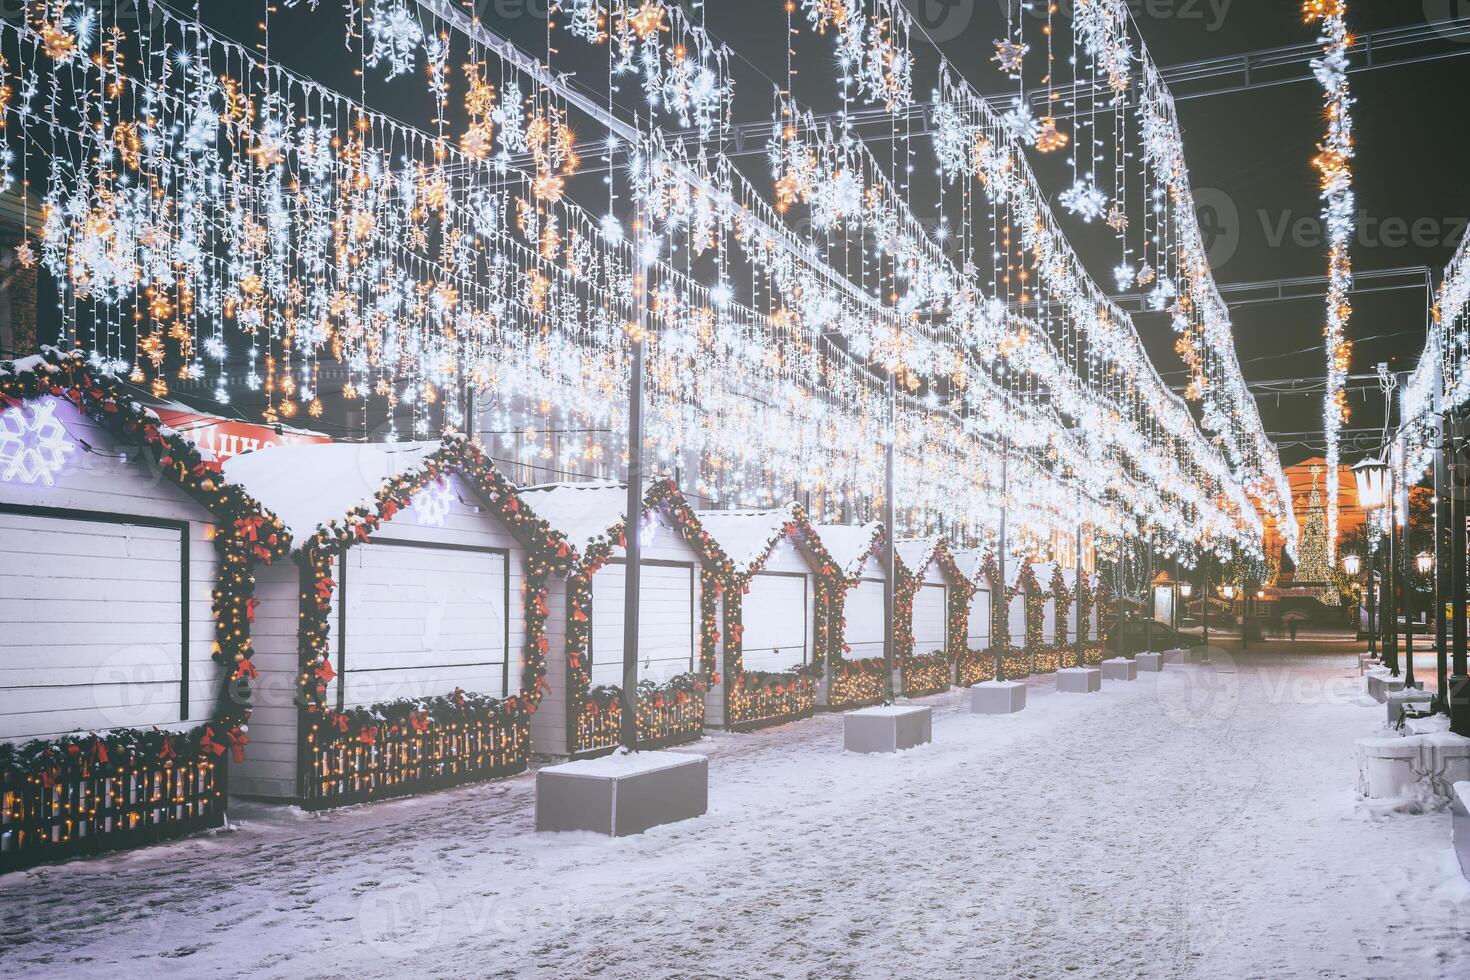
[38,1,1470,473]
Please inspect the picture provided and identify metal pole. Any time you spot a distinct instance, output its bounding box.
[1202,558,1210,653]
[620,246,648,752]
[994,434,1010,684]
[883,374,897,700]
[1385,467,1401,677]
[1075,522,1085,669]
[1400,435,1419,689]
[1366,540,1378,660]
[1115,542,1126,661]
[1436,403,1450,707]
[1144,536,1154,655]
[1450,409,1470,735]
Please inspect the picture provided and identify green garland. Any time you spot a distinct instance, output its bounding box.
[568,480,733,753]
[0,348,290,779]
[291,435,573,753]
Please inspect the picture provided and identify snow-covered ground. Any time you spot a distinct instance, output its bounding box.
[4,645,1469,979]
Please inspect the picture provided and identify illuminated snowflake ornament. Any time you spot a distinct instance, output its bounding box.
[0,398,76,486]
[1059,177,1107,222]
[415,479,454,527]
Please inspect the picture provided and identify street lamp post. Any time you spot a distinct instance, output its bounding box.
[1354,457,1396,676]
[1448,409,1470,736]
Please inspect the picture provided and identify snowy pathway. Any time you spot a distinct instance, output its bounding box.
[4,647,1469,979]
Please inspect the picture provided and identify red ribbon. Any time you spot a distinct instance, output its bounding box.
[226,727,248,763]
[200,727,227,757]
[234,657,258,681]
[314,658,336,684]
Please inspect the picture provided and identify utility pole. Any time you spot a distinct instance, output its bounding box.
[994,433,1010,684]
[1450,408,1469,735]
[620,232,648,752]
[1435,377,1450,706]
[1074,521,1085,669]
[883,373,897,700]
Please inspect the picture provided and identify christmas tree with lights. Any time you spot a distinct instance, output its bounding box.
[1294,466,1340,603]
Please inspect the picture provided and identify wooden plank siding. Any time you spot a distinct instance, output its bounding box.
[0,398,220,744]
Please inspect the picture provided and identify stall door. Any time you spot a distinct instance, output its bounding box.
[0,507,187,741]
[844,578,886,659]
[912,583,948,654]
[740,572,810,672]
[340,541,509,707]
[967,588,992,649]
[1008,592,1026,646]
[591,562,696,686]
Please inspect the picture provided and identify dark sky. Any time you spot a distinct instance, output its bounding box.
[50,1,1470,471]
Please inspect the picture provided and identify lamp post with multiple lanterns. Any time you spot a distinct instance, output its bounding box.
[1342,552,1371,655]
[1354,457,1401,679]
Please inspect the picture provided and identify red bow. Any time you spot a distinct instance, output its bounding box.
[315,577,335,602]
[246,598,260,623]
[234,657,258,681]
[314,658,336,684]
[226,727,248,763]
[358,726,378,745]
[409,711,430,733]
[200,727,227,757]
[158,735,177,761]
[330,713,350,734]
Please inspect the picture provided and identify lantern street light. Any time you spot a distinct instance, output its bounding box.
[1342,554,1361,577]
[1180,582,1194,598]
[1417,551,1435,576]
[1354,456,1407,683]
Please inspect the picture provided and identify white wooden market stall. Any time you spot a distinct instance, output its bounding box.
[0,350,290,869]
[895,538,969,698]
[516,479,727,758]
[693,504,836,731]
[223,437,556,807]
[812,522,890,709]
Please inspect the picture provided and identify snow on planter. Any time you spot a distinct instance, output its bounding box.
[516,479,730,758]
[223,437,564,808]
[895,538,972,698]
[0,349,291,871]
[813,522,890,710]
[694,503,837,732]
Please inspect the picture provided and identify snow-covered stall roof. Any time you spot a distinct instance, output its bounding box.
[952,548,992,586]
[693,505,813,575]
[223,441,441,543]
[814,523,884,578]
[895,537,941,576]
[1032,562,1058,591]
[516,480,637,556]
[1004,558,1030,590]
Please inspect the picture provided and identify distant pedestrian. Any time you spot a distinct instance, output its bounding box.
[1289,619,1298,641]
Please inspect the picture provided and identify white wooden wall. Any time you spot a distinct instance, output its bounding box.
[586,512,703,687]
[739,541,815,673]
[843,553,887,660]
[0,397,221,744]
[966,587,992,648]
[912,583,948,654]
[1042,596,1057,644]
[1008,590,1026,646]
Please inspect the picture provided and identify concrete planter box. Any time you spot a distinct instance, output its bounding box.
[1386,687,1434,727]
[1101,657,1138,682]
[1134,652,1163,673]
[1163,648,1194,666]
[843,705,932,753]
[1366,672,1406,704]
[1455,782,1470,882]
[535,751,708,837]
[972,680,1026,715]
[1355,732,1470,801]
[1056,667,1102,693]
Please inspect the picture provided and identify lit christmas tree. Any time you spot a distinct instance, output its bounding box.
[1294,466,1340,603]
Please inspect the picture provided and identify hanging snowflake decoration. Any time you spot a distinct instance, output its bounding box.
[363,1,425,81]
[1034,116,1069,154]
[1113,262,1137,292]
[1000,97,1038,144]
[14,240,34,268]
[993,39,1028,75]
[1059,176,1107,222]
[0,398,76,486]
[414,478,455,527]
[1135,263,1157,287]
[1106,204,1129,232]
